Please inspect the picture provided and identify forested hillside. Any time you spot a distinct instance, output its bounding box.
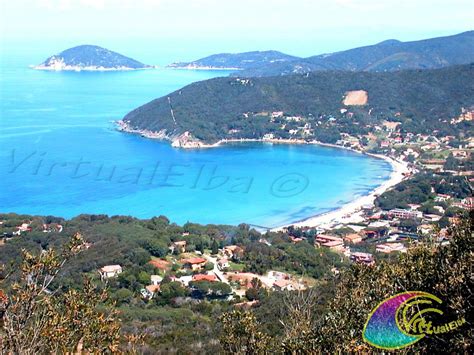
[239,31,474,76]
[124,64,474,143]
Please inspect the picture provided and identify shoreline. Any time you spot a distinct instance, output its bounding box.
[116,120,410,230]
[31,65,157,72]
[270,155,409,231]
[166,65,242,71]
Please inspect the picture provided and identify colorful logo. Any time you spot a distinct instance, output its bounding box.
[363,291,466,350]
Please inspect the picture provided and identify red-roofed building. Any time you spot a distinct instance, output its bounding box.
[149,259,171,271]
[315,234,344,251]
[141,284,161,300]
[343,233,363,244]
[182,257,207,271]
[192,274,217,282]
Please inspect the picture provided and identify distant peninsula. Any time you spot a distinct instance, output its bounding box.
[167,50,298,70]
[33,45,152,71]
[168,31,474,76]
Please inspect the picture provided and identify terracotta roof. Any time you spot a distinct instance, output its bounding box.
[149,259,171,270]
[192,274,217,282]
[145,284,161,293]
[182,257,207,265]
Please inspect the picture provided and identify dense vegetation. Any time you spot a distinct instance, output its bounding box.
[238,30,474,76]
[125,63,474,142]
[0,213,342,352]
[220,213,473,353]
[2,212,470,353]
[37,45,150,69]
[376,173,472,210]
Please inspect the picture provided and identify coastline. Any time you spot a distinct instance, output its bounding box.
[116,120,411,230]
[166,65,242,71]
[271,155,409,231]
[31,65,157,72]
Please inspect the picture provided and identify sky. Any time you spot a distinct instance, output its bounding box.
[1,0,473,64]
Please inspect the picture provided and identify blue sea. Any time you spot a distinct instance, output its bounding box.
[0,49,392,228]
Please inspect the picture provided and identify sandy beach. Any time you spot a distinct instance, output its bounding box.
[271,155,410,231]
[117,120,411,231]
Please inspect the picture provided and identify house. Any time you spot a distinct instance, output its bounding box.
[141,284,160,300]
[150,275,163,285]
[343,233,363,244]
[315,234,344,252]
[217,258,230,270]
[350,252,374,265]
[418,224,434,235]
[424,214,442,223]
[435,194,452,202]
[389,209,422,220]
[170,240,187,254]
[192,273,217,282]
[181,257,207,271]
[376,243,407,254]
[149,259,171,271]
[380,141,390,148]
[99,265,122,279]
[290,236,304,243]
[273,280,295,292]
[15,223,32,235]
[227,273,264,289]
[268,271,290,281]
[223,245,244,260]
[42,223,63,233]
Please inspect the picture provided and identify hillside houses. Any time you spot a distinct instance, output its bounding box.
[181,257,207,271]
[99,265,122,280]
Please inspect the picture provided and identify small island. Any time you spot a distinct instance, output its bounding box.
[33,45,152,71]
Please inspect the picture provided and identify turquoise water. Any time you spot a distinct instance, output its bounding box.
[0,52,392,228]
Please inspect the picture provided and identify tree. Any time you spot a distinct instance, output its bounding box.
[211,239,219,255]
[444,153,458,171]
[220,213,473,353]
[220,310,272,354]
[316,212,473,353]
[0,233,122,353]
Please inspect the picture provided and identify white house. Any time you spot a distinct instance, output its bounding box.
[99,265,122,279]
[150,275,163,285]
[217,258,230,270]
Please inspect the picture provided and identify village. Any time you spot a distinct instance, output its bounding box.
[1,107,472,306]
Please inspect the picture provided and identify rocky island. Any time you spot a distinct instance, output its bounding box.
[33,45,152,71]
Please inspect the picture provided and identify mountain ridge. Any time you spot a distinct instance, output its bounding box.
[166,31,474,76]
[168,50,298,70]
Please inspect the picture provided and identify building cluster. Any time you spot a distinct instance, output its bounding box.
[98,241,306,302]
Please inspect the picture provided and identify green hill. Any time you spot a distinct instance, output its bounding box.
[35,45,150,70]
[239,31,474,76]
[123,64,474,143]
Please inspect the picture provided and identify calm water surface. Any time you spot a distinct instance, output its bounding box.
[0,52,391,227]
